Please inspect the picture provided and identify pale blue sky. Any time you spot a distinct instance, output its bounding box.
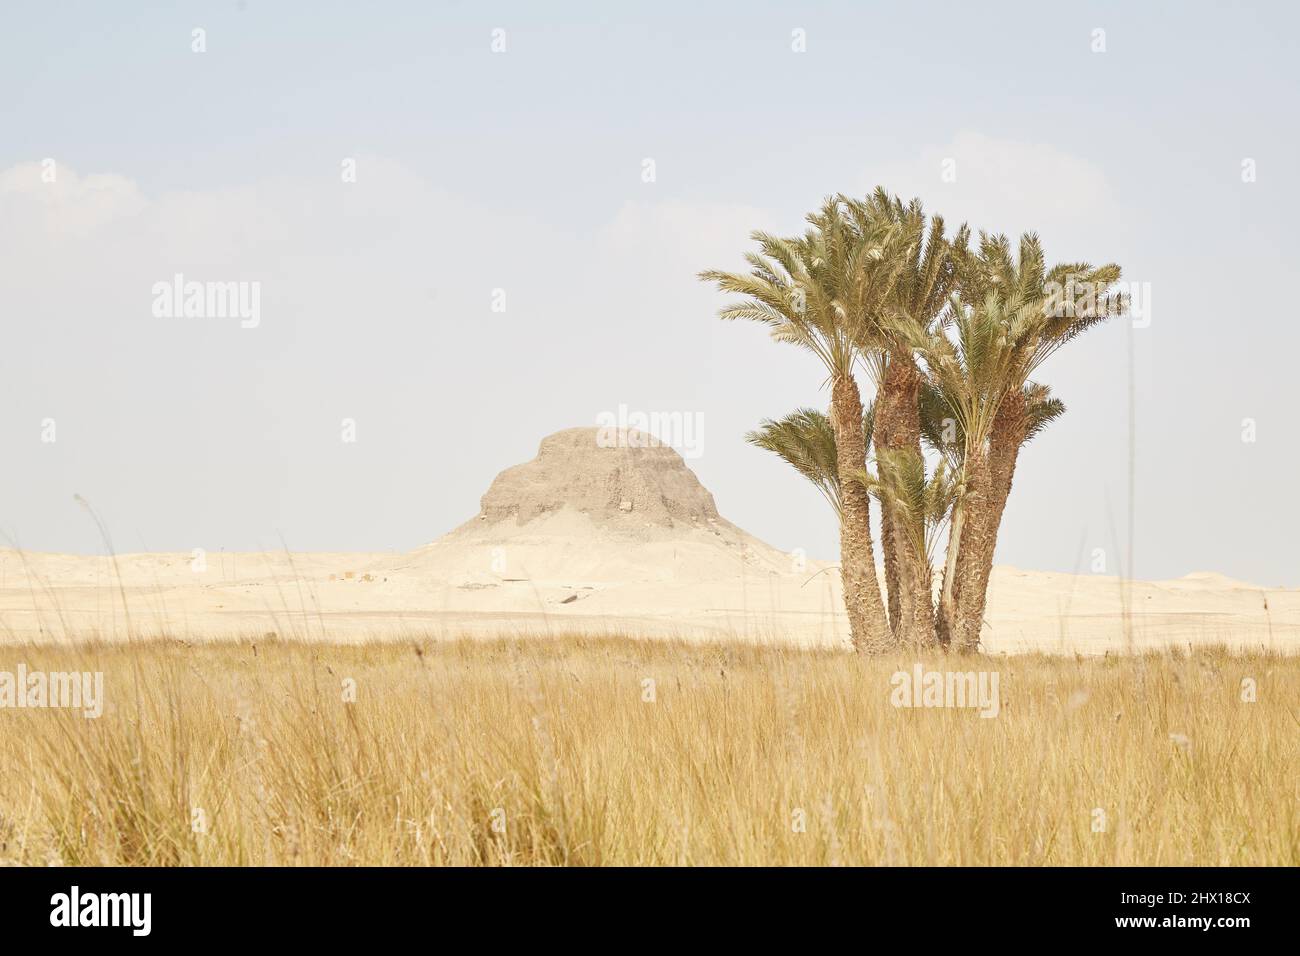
[2,1,1297,585]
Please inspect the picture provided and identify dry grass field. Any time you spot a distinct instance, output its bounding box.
[0,635,1295,866]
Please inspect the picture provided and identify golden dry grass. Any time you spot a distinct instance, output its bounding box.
[0,635,1296,866]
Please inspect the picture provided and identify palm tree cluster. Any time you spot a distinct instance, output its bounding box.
[701,189,1126,653]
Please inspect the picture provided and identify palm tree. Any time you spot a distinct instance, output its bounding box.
[701,202,903,651]
[838,190,965,647]
[911,233,1125,650]
[896,286,1028,646]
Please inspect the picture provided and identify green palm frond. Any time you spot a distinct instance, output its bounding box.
[746,408,844,514]
[701,208,907,377]
[907,230,1126,472]
[837,188,964,351]
[919,378,964,465]
[1022,382,1066,444]
[746,402,878,517]
[856,448,958,565]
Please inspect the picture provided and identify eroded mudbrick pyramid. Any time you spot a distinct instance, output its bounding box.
[477,428,720,527]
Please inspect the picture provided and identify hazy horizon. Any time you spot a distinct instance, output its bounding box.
[3,1,1298,586]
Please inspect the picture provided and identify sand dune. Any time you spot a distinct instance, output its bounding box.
[2,429,1294,653]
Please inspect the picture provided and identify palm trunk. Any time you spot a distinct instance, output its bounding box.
[934,497,962,647]
[878,499,901,635]
[940,446,992,651]
[871,355,933,646]
[831,373,893,653]
[899,534,935,650]
[949,455,993,652]
[952,390,1027,652]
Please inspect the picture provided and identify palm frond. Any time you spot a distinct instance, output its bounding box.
[746,408,844,514]
[1022,382,1066,443]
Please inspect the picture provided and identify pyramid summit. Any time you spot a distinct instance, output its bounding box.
[477,427,721,528]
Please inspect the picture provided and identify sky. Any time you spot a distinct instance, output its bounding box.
[1,1,1297,585]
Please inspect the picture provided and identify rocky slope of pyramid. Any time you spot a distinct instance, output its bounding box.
[476,427,721,528]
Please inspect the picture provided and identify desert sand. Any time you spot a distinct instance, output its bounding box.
[2,428,1295,654]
